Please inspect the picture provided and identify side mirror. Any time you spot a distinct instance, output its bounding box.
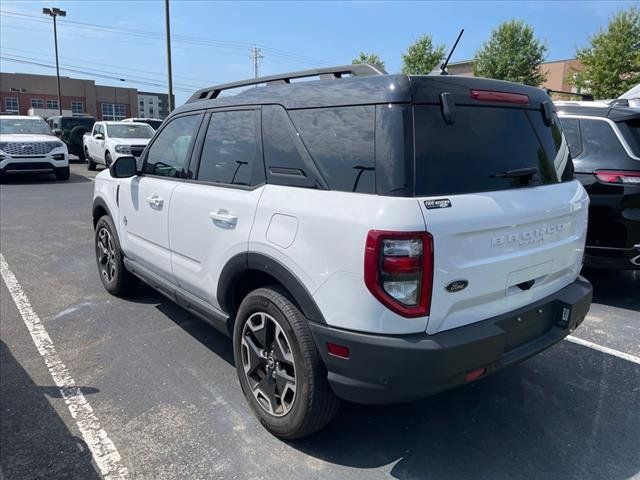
[109,156,138,178]
[94,133,104,140]
[53,128,62,136]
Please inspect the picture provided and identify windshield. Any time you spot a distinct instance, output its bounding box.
[107,124,154,139]
[0,118,52,135]
[61,118,95,131]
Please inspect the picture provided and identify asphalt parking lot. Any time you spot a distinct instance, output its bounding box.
[1,163,639,480]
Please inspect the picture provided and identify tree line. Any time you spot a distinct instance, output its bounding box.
[352,6,639,99]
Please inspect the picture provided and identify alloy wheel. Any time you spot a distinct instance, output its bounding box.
[96,227,116,283]
[241,312,297,417]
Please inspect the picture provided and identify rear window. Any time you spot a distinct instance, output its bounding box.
[414,105,567,196]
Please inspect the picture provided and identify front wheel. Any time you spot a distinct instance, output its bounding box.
[86,148,96,171]
[105,152,112,167]
[233,287,339,439]
[94,215,138,296]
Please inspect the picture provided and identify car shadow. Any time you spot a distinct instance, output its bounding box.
[581,268,639,311]
[291,342,640,480]
[129,283,235,366]
[0,340,102,480]
[0,172,91,185]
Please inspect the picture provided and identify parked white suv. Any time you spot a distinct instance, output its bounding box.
[83,121,154,170]
[0,115,69,180]
[92,65,593,439]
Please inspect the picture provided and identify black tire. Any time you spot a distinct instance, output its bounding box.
[69,125,89,150]
[233,287,339,439]
[105,152,112,167]
[94,215,138,296]
[86,148,97,171]
[55,166,70,181]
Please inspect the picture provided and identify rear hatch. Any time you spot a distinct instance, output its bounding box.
[410,77,589,334]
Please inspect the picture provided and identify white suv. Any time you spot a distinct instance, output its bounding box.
[0,115,69,180]
[92,65,593,439]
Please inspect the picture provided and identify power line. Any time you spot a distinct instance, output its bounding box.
[0,9,332,66]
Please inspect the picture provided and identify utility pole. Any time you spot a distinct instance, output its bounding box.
[42,7,66,115]
[250,46,264,85]
[164,0,174,112]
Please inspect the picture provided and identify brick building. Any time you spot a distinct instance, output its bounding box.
[0,72,171,120]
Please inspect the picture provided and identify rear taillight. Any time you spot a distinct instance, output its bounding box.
[594,170,640,185]
[364,231,434,318]
[470,89,529,105]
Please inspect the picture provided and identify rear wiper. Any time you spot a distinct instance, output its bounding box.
[491,167,538,179]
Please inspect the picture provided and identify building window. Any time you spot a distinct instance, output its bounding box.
[46,99,59,109]
[139,100,144,107]
[101,103,126,121]
[31,99,44,108]
[5,97,19,113]
[149,107,154,116]
[71,101,84,115]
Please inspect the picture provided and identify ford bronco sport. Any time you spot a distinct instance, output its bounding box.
[92,65,593,439]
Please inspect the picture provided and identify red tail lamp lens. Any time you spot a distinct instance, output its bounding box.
[465,368,487,382]
[594,170,640,184]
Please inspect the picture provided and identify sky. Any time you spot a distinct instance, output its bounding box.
[0,0,636,105]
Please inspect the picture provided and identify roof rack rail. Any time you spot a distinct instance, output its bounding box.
[187,64,387,103]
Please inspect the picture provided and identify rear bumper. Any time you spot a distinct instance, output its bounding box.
[310,277,592,405]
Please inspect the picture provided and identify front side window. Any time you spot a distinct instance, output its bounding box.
[5,97,19,113]
[198,110,261,186]
[143,114,203,178]
[31,99,44,108]
[289,106,375,193]
[46,99,59,109]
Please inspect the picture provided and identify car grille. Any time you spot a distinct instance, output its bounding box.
[0,141,62,156]
[130,145,146,157]
[3,162,54,171]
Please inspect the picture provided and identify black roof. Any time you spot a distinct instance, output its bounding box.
[555,103,639,122]
[173,65,552,115]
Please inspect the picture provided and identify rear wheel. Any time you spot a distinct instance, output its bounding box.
[233,287,339,439]
[94,215,138,296]
[55,166,70,181]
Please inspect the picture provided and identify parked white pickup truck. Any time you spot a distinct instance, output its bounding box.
[83,121,154,170]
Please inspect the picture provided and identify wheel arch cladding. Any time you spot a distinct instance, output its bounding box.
[218,252,326,325]
[92,197,112,228]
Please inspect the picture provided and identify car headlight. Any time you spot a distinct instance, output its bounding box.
[115,145,131,154]
[47,141,64,150]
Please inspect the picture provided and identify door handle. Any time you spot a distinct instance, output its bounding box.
[145,195,164,209]
[209,209,238,228]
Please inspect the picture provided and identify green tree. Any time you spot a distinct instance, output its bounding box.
[473,20,548,86]
[401,35,445,74]
[570,7,640,99]
[352,52,386,71]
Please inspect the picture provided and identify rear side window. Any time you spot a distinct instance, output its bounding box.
[579,119,628,159]
[143,114,203,178]
[559,118,582,157]
[262,105,323,189]
[197,110,262,186]
[414,105,563,196]
[617,118,640,157]
[290,106,375,194]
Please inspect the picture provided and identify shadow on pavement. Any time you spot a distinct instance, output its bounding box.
[0,172,91,185]
[293,341,640,480]
[582,268,639,312]
[0,340,102,480]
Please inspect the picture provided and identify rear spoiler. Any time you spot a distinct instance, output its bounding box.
[545,89,594,101]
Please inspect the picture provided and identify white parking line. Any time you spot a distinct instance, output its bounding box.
[0,253,129,480]
[566,335,640,365]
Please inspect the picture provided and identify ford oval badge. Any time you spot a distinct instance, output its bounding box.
[445,280,468,293]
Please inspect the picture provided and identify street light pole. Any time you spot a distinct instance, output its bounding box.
[42,7,66,115]
[164,0,174,112]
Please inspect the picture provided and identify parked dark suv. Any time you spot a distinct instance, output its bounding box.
[557,102,640,269]
[47,116,96,160]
